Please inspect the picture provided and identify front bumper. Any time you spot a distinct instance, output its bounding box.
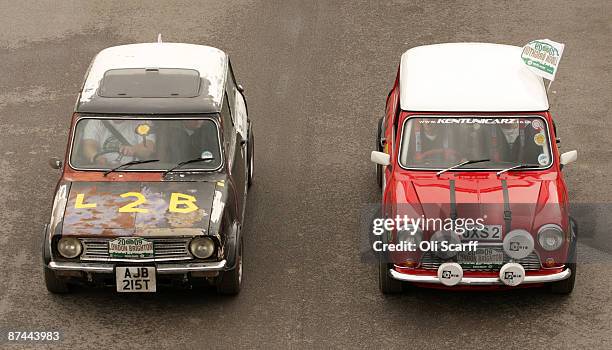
[48,260,227,274]
[389,268,571,286]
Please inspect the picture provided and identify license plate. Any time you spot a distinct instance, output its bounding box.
[109,237,154,259]
[460,225,502,241]
[457,248,504,269]
[116,267,156,292]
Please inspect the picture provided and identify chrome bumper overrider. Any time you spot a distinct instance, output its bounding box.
[48,260,227,274]
[389,268,571,286]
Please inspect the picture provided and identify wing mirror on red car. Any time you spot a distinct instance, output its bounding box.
[371,151,390,166]
[560,150,577,166]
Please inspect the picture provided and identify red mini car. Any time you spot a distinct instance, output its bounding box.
[371,43,578,294]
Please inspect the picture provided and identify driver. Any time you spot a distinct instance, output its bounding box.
[81,119,155,166]
[415,123,459,162]
[421,123,444,151]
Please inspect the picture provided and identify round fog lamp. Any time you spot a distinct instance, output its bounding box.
[538,224,563,251]
[499,263,525,286]
[437,262,463,286]
[430,230,461,259]
[189,237,215,259]
[503,229,534,260]
[57,237,82,258]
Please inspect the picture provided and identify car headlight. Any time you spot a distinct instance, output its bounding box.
[189,237,215,259]
[538,224,564,251]
[57,237,82,258]
[397,226,423,246]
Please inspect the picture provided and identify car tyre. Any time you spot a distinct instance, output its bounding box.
[550,223,577,295]
[44,266,70,294]
[216,239,242,295]
[549,263,576,294]
[378,259,403,294]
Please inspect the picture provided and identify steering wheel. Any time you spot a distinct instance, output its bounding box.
[418,148,460,161]
[92,150,121,164]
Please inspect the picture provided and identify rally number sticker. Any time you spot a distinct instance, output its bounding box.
[74,192,199,214]
[118,192,148,213]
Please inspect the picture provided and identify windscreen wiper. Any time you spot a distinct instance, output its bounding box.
[163,155,215,176]
[496,163,540,176]
[436,159,490,176]
[103,159,159,176]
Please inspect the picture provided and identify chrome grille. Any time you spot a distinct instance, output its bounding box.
[419,247,542,271]
[79,238,193,262]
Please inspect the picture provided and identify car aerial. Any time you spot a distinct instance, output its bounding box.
[371,43,578,294]
[43,41,254,295]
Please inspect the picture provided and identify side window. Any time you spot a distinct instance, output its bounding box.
[221,95,236,167]
[384,87,399,157]
[221,94,233,143]
[234,91,247,139]
[225,62,237,124]
[227,61,247,139]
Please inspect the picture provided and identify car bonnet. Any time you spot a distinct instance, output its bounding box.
[399,176,564,232]
[61,181,217,237]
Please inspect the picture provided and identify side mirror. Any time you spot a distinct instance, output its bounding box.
[49,157,63,169]
[371,151,390,166]
[560,150,577,166]
[237,84,245,93]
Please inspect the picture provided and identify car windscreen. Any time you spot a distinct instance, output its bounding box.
[399,116,552,170]
[70,116,222,171]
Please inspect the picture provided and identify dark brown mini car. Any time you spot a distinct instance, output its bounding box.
[43,42,253,295]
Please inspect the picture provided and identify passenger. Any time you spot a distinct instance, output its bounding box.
[165,120,220,161]
[493,122,542,164]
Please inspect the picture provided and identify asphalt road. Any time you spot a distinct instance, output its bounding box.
[1,1,611,349]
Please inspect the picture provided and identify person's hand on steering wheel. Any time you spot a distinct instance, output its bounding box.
[92,150,121,166]
[119,145,136,157]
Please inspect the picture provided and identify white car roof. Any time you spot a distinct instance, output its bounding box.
[79,43,228,111]
[399,43,549,112]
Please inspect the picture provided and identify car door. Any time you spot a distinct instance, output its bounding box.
[222,91,247,221]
